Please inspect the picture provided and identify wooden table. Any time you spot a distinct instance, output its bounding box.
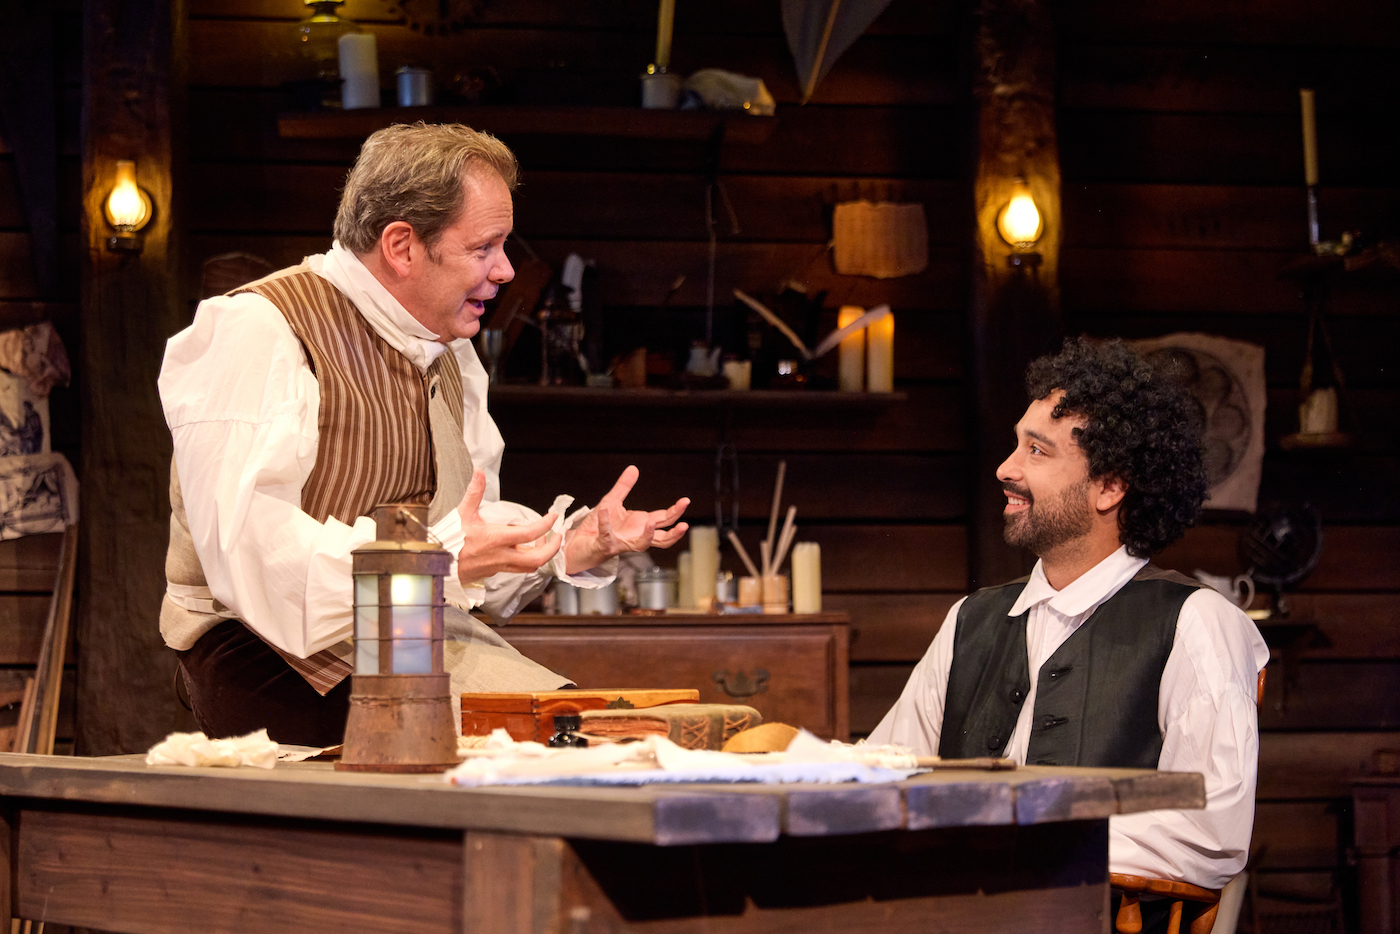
[0,753,1204,934]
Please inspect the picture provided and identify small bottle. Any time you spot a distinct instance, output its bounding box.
[547,713,588,748]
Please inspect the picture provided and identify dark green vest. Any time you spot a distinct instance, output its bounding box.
[939,565,1201,767]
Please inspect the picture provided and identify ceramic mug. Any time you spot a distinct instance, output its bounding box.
[1192,570,1255,609]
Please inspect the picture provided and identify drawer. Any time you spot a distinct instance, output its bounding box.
[499,624,848,740]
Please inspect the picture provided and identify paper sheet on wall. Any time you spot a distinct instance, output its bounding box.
[0,452,78,540]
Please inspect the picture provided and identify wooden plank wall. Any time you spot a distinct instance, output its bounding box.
[0,0,82,462]
[1057,0,1400,915]
[183,0,973,737]
[183,0,1398,915]
[0,0,81,766]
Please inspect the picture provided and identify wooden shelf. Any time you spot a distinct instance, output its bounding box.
[278,105,777,144]
[486,385,907,407]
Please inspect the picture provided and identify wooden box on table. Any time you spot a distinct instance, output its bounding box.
[460,688,698,743]
[492,612,851,740]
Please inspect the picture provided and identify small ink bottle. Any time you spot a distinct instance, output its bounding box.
[547,713,588,748]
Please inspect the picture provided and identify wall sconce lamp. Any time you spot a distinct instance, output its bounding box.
[997,179,1042,268]
[337,503,458,773]
[103,160,153,253]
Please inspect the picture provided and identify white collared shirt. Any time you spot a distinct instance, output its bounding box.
[158,243,611,660]
[867,546,1270,889]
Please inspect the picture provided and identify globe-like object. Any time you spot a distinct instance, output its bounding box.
[1239,505,1323,590]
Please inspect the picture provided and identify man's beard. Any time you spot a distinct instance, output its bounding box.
[1002,476,1094,556]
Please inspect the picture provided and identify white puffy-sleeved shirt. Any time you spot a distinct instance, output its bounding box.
[158,243,613,661]
[867,546,1269,890]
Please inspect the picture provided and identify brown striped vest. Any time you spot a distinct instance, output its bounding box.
[161,264,471,692]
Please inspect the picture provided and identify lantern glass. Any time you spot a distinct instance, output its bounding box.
[104,160,152,231]
[390,573,434,674]
[996,180,1043,250]
[353,573,380,673]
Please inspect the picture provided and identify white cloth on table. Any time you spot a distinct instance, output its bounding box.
[446,729,920,787]
[157,242,615,661]
[866,546,1269,890]
[145,729,280,769]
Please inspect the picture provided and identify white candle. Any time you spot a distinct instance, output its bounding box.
[866,312,894,393]
[339,32,380,111]
[655,0,676,70]
[837,305,865,392]
[689,526,719,607]
[791,542,822,614]
[677,551,693,608]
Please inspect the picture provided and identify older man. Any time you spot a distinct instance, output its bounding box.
[160,123,688,745]
[869,337,1267,928]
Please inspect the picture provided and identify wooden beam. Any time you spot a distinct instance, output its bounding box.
[967,0,1066,587]
[77,0,195,754]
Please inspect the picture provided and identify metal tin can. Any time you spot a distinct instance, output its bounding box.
[636,566,678,610]
[396,66,433,107]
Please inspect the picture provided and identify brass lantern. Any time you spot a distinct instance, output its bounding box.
[337,503,458,773]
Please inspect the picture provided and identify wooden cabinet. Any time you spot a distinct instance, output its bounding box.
[497,613,850,740]
[1353,778,1400,934]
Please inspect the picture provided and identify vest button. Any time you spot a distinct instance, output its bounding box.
[1011,689,1024,702]
[987,736,1001,750]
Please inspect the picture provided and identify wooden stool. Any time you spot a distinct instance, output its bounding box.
[1111,873,1221,934]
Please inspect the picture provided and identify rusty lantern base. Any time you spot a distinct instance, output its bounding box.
[336,672,459,773]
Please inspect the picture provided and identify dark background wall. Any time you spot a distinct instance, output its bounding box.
[0,0,1396,920]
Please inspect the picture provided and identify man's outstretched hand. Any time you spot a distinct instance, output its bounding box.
[455,471,561,585]
[564,465,689,575]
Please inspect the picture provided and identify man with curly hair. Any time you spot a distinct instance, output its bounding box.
[870,337,1268,908]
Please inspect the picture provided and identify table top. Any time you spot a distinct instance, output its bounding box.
[0,753,1203,846]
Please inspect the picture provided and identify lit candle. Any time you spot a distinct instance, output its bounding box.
[1300,88,1318,187]
[866,312,894,393]
[338,32,380,111]
[837,305,865,392]
[791,542,822,614]
[655,0,676,71]
[689,526,719,607]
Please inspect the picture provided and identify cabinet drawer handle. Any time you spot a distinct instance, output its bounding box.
[712,668,769,698]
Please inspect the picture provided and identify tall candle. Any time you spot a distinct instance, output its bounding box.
[866,312,894,393]
[676,551,693,608]
[791,542,822,614]
[837,305,865,392]
[338,32,380,111]
[689,525,719,607]
[655,0,676,70]
[1300,88,1318,187]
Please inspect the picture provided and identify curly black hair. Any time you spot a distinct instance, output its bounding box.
[1024,336,1209,558]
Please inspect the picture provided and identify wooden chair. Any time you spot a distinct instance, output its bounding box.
[199,251,275,299]
[1110,668,1267,934]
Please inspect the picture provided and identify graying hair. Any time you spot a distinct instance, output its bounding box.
[333,122,519,254]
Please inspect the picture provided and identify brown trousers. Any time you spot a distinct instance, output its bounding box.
[178,619,351,747]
